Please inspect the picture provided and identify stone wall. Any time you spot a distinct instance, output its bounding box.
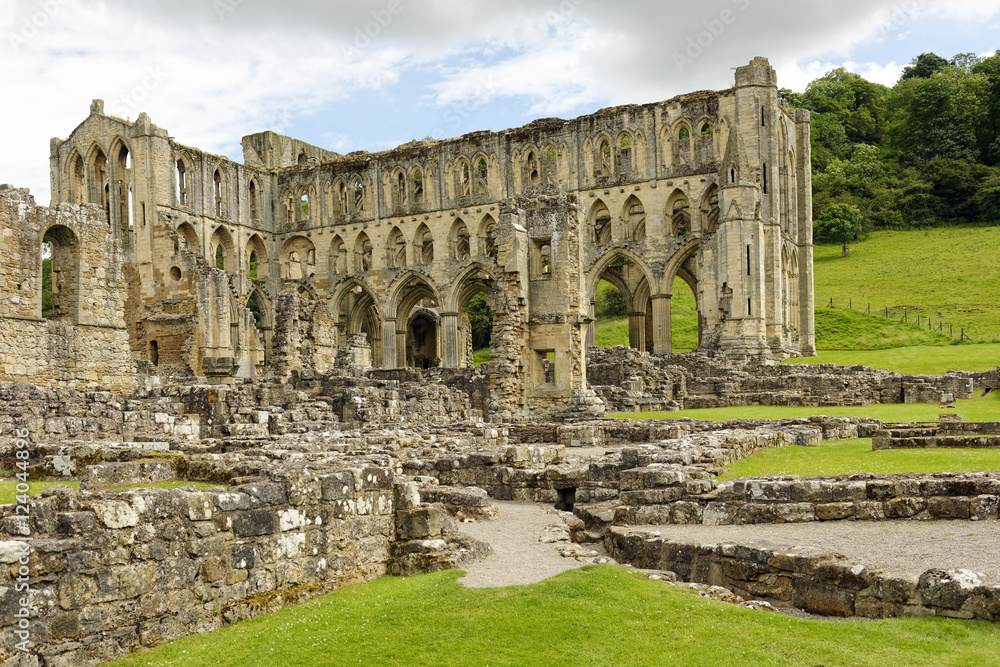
[587,346,973,412]
[610,471,1000,526]
[874,421,1000,450]
[0,445,486,666]
[0,187,134,391]
[607,527,1000,621]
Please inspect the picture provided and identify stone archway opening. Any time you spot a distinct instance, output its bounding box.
[407,308,439,369]
[670,274,699,352]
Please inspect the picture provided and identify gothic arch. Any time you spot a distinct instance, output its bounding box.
[586,247,655,304]
[445,261,498,313]
[245,233,269,280]
[209,226,235,273]
[280,235,316,280]
[667,189,692,236]
[621,195,646,243]
[414,223,434,264]
[450,218,471,260]
[354,231,373,272]
[66,148,86,205]
[478,214,498,258]
[588,198,613,246]
[387,226,407,268]
[175,222,200,253]
[329,234,347,275]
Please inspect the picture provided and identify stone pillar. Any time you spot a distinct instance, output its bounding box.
[382,318,397,367]
[651,294,671,355]
[396,325,408,367]
[441,312,460,368]
[586,299,596,348]
[628,311,645,351]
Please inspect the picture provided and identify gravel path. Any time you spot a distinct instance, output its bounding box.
[457,502,605,588]
[639,520,1000,584]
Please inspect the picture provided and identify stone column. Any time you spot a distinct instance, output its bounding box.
[628,311,646,351]
[441,312,460,368]
[382,318,397,367]
[586,299,596,348]
[396,325,408,367]
[651,294,671,355]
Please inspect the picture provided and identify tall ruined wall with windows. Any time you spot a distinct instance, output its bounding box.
[46,57,813,410]
[0,186,134,390]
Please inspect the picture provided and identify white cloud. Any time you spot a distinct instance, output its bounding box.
[4,0,1000,204]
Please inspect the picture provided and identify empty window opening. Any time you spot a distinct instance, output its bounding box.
[397,172,406,206]
[762,163,768,194]
[678,127,690,141]
[761,106,766,126]
[701,123,713,136]
[528,152,540,186]
[247,295,263,330]
[671,198,691,236]
[461,162,471,196]
[730,167,736,184]
[555,487,576,512]
[170,266,181,281]
[599,141,611,176]
[338,182,348,215]
[620,136,632,173]
[214,169,224,217]
[746,245,751,275]
[533,239,552,277]
[215,245,225,270]
[300,192,310,220]
[748,298,752,316]
[535,349,556,386]
[354,180,365,213]
[413,170,424,204]
[478,159,489,193]
[41,241,53,319]
[41,226,79,321]
[176,160,188,205]
[249,251,258,279]
[149,340,159,366]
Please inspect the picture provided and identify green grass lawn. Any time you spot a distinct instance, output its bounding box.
[108,566,1000,667]
[0,480,79,504]
[719,438,1000,481]
[814,226,1000,344]
[611,387,1000,422]
[0,479,223,503]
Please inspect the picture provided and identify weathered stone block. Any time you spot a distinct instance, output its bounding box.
[231,509,277,538]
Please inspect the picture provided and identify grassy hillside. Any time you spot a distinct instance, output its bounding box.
[786,343,1000,375]
[813,226,1000,344]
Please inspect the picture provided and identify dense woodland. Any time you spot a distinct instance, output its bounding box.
[783,51,1000,238]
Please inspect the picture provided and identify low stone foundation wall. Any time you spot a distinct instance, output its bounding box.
[607,527,1000,621]
[610,472,1000,526]
[874,421,1000,450]
[587,347,974,412]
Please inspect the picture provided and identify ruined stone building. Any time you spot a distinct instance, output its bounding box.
[2,57,814,417]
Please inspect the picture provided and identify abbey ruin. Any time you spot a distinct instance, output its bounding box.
[3,56,814,416]
[0,58,995,666]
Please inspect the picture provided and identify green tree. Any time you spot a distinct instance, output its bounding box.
[815,203,864,257]
[465,292,494,350]
[900,52,950,81]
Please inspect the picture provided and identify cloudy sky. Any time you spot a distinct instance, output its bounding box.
[3,0,1000,203]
